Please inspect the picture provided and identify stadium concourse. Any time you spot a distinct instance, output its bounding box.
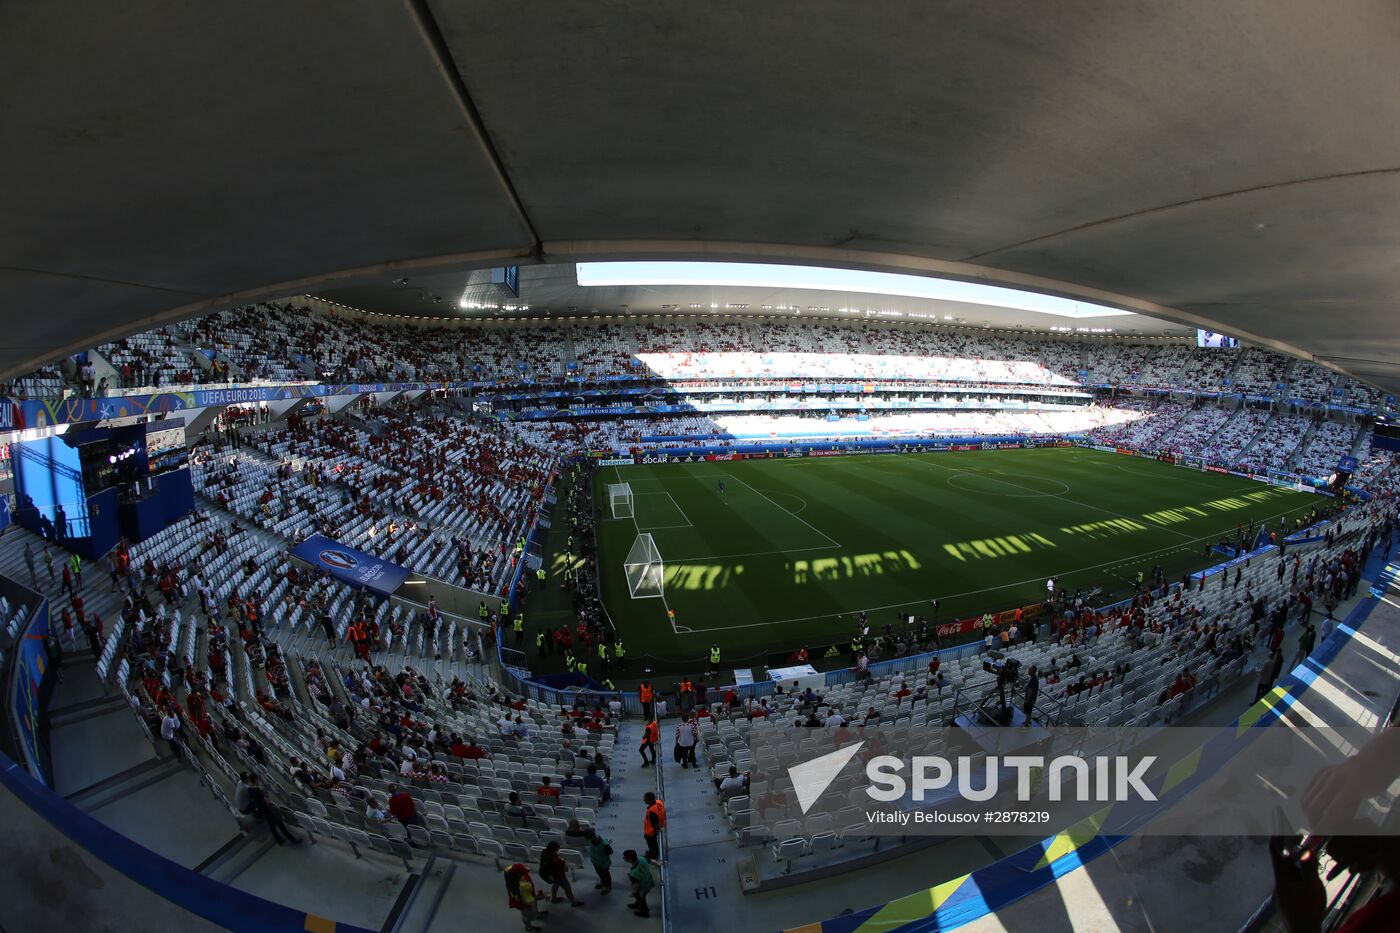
[1,300,1397,933]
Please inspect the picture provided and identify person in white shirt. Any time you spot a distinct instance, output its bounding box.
[1319,613,1337,645]
[365,796,393,825]
[852,654,870,682]
[823,709,845,728]
[160,710,182,752]
[675,718,698,769]
[717,767,748,800]
[234,774,253,815]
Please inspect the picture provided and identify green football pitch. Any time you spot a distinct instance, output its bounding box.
[589,448,1319,669]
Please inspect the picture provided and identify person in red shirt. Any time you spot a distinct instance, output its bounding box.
[504,863,541,931]
[537,776,560,801]
[1170,669,1196,699]
[387,786,418,827]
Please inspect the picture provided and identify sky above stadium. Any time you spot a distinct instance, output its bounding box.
[576,262,1136,319]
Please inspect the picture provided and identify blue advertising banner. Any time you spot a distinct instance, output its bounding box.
[289,534,410,597]
[12,598,51,784]
[1337,455,1359,473]
[2,380,478,429]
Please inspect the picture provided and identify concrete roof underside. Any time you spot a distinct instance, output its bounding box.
[313,264,1182,337]
[5,0,1400,392]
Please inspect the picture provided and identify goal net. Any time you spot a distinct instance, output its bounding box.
[610,482,634,519]
[624,533,665,599]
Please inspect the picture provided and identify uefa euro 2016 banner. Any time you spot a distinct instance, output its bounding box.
[289,534,410,597]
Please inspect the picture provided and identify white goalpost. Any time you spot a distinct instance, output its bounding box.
[624,533,665,599]
[609,482,634,519]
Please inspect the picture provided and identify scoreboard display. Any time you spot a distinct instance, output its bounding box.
[1374,417,1400,453]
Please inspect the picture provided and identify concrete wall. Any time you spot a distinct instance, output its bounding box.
[0,774,225,933]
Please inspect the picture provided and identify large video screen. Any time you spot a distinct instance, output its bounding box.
[1373,418,1400,453]
[146,420,187,476]
[1196,329,1240,349]
[13,436,91,540]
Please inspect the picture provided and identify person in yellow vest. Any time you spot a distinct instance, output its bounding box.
[536,566,546,590]
[708,643,721,675]
[597,641,609,675]
[614,639,626,670]
[576,657,589,680]
[513,613,524,646]
[534,630,546,657]
[564,652,576,673]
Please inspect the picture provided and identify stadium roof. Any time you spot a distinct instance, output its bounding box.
[313,262,1176,337]
[5,2,1399,391]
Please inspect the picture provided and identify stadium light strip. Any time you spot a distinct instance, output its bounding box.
[575,261,1135,319]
